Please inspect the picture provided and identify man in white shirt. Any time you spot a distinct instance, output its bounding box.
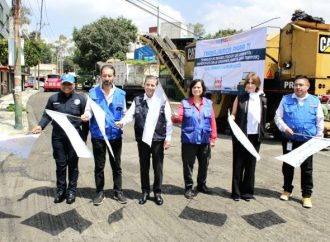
[116,75,173,206]
[274,75,324,208]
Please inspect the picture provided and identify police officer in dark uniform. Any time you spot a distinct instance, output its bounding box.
[32,74,89,204]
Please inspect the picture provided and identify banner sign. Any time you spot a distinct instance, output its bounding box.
[194,27,267,93]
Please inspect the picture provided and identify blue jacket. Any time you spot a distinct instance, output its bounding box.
[181,98,212,144]
[89,85,126,140]
[282,94,318,141]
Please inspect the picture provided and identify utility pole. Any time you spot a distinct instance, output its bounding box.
[36,0,44,90]
[157,6,159,35]
[12,0,23,130]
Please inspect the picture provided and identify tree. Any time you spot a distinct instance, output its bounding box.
[204,28,243,39]
[63,56,75,72]
[0,39,8,65]
[188,23,205,38]
[39,42,53,63]
[73,16,138,73]
[24,40,41,67]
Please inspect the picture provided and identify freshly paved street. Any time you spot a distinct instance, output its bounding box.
[0,91,330,241]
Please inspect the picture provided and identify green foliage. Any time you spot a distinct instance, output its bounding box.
[6,103,25,112]
[126,59,149,65]
[24,33,55,66]
[188,23,206,38]
[204,28,243,39]
[0,38,8,65]
[63,56,74,72]
[39,42,53,63]
[73,16,138,73]
[24,40,42,67]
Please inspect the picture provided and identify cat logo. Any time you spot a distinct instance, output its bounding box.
[319,35,330,54]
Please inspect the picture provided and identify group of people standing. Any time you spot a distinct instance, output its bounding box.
[32,65,324,209]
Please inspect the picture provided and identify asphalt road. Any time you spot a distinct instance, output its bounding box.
[1,91,330,241]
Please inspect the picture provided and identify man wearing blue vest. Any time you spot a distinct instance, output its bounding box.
[275,75,324,208]
[81,64,127,205]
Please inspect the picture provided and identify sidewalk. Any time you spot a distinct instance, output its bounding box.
[0,89,39,161]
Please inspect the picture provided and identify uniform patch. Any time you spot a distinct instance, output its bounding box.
[74,99,81,105]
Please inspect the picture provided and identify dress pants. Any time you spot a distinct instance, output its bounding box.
[137,140,164,194]
[231,134,260,199]
[92,138,122,193]
[181,143,210,190]
[52,135,79,194]
[281,139,313,198]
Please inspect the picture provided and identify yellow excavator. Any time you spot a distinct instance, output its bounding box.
[140,19,330,137]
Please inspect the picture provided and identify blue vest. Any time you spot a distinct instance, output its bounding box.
[89,85,126,140]
[181,98,213,144]
[282,94,318,141]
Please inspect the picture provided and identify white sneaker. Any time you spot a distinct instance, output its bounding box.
[280,191,291,201]
[302,197,313,208]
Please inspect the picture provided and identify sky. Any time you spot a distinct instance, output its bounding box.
[5,0,330,42]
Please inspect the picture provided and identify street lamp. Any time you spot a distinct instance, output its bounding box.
[251,17,280,29]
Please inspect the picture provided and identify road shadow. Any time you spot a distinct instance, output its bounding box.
[21,209,92,236]
[179,206,227,227]
[0,211,21,219]
[205,186,232,198]
[254,187,302,204]
[162,184,185,195]
[108,207,124,225]
[17,186,142,202]
[242,209,286,229]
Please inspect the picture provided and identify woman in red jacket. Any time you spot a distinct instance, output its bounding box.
[172,79,217,199]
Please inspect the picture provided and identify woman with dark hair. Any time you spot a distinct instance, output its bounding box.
[172,79,217,199]
[230,72,267,201]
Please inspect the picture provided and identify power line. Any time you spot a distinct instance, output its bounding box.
[24,0,39,24]
[136,0,182,24]
[43,0,56,41]
[125,0,198,37]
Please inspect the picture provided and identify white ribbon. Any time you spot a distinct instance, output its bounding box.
[45,109,93,158]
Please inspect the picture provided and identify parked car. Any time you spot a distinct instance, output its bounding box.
[320,94,330,103]
[44,74,61,92]
[24,77,34,88]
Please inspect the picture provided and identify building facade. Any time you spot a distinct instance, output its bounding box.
[0,0,10,38]
[160,22,194,39]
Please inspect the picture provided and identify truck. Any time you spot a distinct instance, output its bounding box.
[140,17,330,137]
[96,60,159,100]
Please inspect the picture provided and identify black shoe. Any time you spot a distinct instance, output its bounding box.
[66,192,76,204]
[241,195,255,202]
[197,185,212,194]
[184,188,195,199]
[154,193,163,206]
[93,191,105,206]
[232,196,240,201]
[114,191,127,204]
[54,191,66,203]
[138,192,150,205]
